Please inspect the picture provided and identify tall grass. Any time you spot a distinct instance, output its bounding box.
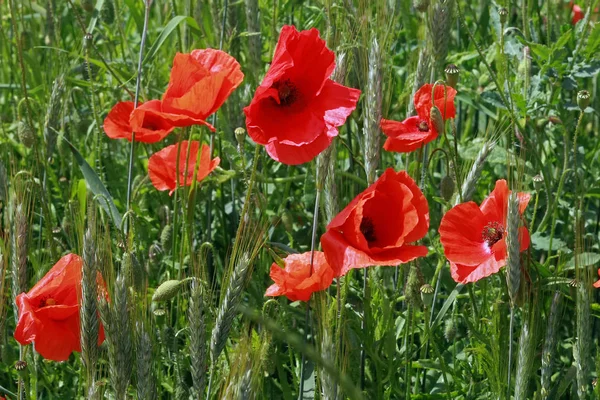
[1,1,599,399]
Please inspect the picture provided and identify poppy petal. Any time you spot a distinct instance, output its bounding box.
[104,101,135,140]
[450,255,505,284]
[321,229,428,277]
[381,117,436,153]
[439,202,492,266]
[413,84,457,120]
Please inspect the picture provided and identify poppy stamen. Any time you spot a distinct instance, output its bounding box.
[39,297,57,308]
[360,217,377,244]
[272,79,298,106]
[417,120,429,132]
[482,221,504,246]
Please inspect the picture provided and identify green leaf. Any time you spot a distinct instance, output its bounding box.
[144,16,200,65]
[432,283,464,330]
[63,138,122,229]
[565,252,600,269]
[530,232,571,253]
[584,22,600,57]
[86,0,105,34]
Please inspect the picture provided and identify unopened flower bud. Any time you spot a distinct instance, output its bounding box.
[18,120,35,148]
[152,278,191,302]
[440,175,455,201]
[577,90,590,111]
[414,0,429,12]
[444,64,460,88]
[430,106,444,134]
[444,318,456,342]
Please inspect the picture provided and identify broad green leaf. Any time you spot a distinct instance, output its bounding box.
[531,232,571,253]
[565,252,600,269]
[63,138,122,229]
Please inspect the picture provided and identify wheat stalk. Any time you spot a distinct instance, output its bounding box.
[459,141,495,203]
[80,227,99,394]
[541,292,561,399]
[430,0,455,71]
[11,201,28,313]
[43,75,64,161]
[136,321,157,400]
[189,279,207,398]
[244,0,261,73]
[506,193,521,305]
[408,49,431,116]
[514,306,536,400]
[363,38,382,186]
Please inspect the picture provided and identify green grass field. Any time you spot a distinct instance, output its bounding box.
[1,0,600,399]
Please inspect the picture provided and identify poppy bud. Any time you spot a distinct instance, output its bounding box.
[444,318,456,342]
[420,284,434,308]
[101,0,115,24]
[18,120,35,148]
[440,175,455,201]
[267,247,286,268]
[152,278,192,302]
[498,7,508,24]
[161,224,173,252]
[532,174,543,191]
[281,209,293,233]
[413,0,429,12]
[430,105,444,134]
[444,64,460,89]
[577,90,591,111]
[406,265,422,306]
[81,0,94,12]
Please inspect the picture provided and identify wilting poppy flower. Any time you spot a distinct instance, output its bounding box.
[321,168,429,276]
[439,180,531,284]
[148,140,220,195]
[381,83,457,153]
[265,251,335,302]
[151,49,244,131]
[14,253,107,361]
[244,25,361,165]
[104,100,175,143]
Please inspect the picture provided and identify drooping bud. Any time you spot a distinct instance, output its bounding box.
[81,0,95,12]
[440,175,455,201]
[430,106,444,134]
[281,209,293,233]
[444,318,456,342]
[414,0,429,12]
[101,0,115,24]
[444,64,460,88]
[577,90,591,111]
[498,7,508,24]
[152,278,192,302]
[18,120,35,148]
[160,224,173,252]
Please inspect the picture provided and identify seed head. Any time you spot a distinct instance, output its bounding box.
[444,64,460,88]
[498,7,508,24]
[577,90,590,111]
[440,175,455,201]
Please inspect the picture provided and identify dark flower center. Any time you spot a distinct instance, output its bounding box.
[272,79,298,106]
[417,120,429,132]
[482,221,504,247]
[360,217,377,244]
[39,297,57,308]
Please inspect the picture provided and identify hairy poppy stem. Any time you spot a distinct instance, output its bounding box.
[299,169,321,399]
[125,0,151,220]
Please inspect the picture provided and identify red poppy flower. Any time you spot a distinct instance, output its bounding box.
[148,141,220,195]
[265,251,335,302]
[154,49,244,131]
[14,253,107,361]
[593,269,600,288]
[321,168,429,277]
[104,100,175,143]
[439,180,531,284]
[244,25,361,165]
[572,4,584,24]
[381,83,457,153]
